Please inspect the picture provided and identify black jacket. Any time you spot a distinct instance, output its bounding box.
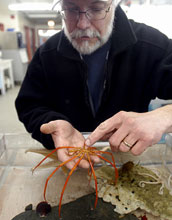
[15,6,172,149]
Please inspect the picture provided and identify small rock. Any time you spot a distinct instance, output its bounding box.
[25,204,33,211]
[36,201,51,217]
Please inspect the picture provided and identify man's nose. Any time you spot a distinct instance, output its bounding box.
[76,13,91,29]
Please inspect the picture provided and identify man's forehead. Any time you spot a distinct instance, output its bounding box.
[62,0,110,3]
[93,0,109,1]
[52,0,111,9]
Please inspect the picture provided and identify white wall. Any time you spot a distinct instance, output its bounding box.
[0,8,18,31]
[0,5,62,47]
[0,7,35,46]
[17,12,35,45]
[122,4,172,39]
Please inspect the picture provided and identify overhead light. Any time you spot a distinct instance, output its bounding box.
[8,2,61,11]
[48,20,55,27]
[27,14,58,19]
[38,29,60,37]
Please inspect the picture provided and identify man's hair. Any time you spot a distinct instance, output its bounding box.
[52,0,117,10]
[52,0,61,10]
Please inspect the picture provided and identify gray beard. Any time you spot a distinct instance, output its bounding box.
[63,9,115,55]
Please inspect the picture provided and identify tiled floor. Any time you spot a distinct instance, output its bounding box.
[0,86,26,134]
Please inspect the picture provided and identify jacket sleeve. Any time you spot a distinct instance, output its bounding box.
[157,39,172,99]
[15,48,71,149]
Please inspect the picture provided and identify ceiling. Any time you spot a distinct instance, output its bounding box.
[1,0,62,25]
[1,0,171,26]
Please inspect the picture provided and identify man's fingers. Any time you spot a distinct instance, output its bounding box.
[90,155,101,163]
[85,122,107,146]
[40,122,56,134]
[100,131,114,141]
[57,149,78,169]
[65,160,78,170]
[108,124,129,151]
[86,119,116,146]
[130,141,148,155]
[85,113,123,146]
[78,159,90,169]
[117,140,148,155]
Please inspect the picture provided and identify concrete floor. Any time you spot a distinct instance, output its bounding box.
[0,86,26,134]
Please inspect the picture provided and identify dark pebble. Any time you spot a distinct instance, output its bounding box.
[36,201,51,217]
[25,204,33,211]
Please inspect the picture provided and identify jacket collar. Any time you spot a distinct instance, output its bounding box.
[57,5,137,59]
[110,6,137,56]
[57,30,81,60]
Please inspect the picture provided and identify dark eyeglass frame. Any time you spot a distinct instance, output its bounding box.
[61,1,113,21]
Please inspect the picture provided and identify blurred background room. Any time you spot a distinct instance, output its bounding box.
[0,0,172,134]
[0,1,172,219]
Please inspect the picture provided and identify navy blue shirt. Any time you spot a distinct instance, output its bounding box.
[83,40,111,113]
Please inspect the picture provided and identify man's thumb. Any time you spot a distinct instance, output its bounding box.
[40,122,56,134]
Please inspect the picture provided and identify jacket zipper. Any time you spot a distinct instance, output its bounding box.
[79,54,96,117]
[96,50,109,113]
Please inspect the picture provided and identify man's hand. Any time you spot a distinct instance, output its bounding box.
[85,105,172,155]
[40,120,99,169]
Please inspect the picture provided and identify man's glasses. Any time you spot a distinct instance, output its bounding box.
[61,2,112,21]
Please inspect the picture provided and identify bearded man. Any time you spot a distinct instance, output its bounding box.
[15,0,172,169]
